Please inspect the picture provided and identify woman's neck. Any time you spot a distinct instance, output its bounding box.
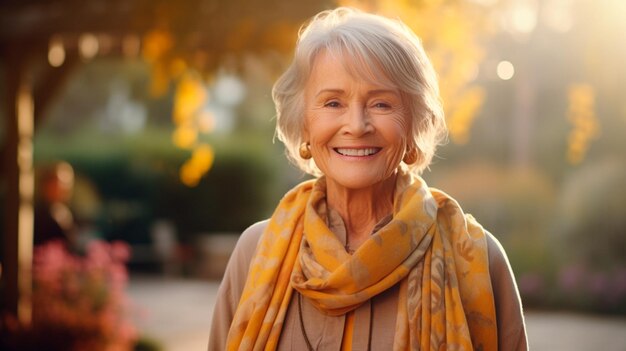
[325,174,396,248]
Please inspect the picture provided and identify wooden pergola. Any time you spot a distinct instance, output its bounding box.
[0,0,325,324]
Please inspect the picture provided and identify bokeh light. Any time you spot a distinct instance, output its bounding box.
[496,60,515,80]
[542,0,574,33]
[79,33,99,60]
[509,4,537,34]
[47,36,65,67]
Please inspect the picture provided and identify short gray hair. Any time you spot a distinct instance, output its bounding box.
[272,7,446,176]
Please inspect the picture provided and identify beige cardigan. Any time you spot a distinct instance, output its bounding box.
[209,215,528,350]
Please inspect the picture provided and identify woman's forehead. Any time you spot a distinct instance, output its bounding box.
[310,47,397,89]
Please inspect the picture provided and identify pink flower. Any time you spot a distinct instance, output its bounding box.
[558,264,587,291]
[110,241,131,262]
[587,271,610,296]
[613,268,626,296]
[29,239,137,350]
[86,240,113,267]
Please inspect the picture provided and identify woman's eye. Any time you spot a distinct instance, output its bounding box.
[324,101,341,108]
[372,102,391,109]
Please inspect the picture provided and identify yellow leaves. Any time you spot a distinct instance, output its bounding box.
[172,74,205,150]
[143,30,176,97]
[173,73,207,125]
[180,144,215,187]
[169,58,188,79]
[448,87,486,144]
[142,30,173,63]
[143,30,217,186]
[567,84,600,165]
[172,124,198,149]
[143,30,191,97]
[172,72,216,186]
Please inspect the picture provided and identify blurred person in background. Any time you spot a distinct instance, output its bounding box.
[210,8,527,350]
[34,161,77,249]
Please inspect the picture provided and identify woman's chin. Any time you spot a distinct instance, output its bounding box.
[324,170,395,192]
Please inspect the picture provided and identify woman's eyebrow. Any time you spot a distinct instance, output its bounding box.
[366,89,398,96]
[315,88,344,97]
[315,88,398,97]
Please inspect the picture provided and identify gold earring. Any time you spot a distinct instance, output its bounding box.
[403,147,418,165]
[299,142,312,159]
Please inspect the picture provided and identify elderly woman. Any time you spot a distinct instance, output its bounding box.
[209,7,527,351]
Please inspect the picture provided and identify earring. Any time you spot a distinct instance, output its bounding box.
[403,147,418,165]
[299,142,312,159]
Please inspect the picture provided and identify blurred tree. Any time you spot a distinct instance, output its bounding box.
[555,158,626,269]
[133,0,331,185]
[0,0,329,325]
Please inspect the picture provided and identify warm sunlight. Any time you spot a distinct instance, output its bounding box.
[508,2,537,34]
[3,1,626,350]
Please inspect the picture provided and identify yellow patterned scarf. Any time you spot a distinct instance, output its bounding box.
[226,171,497,350]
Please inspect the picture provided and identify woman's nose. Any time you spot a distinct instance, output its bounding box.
[342,105,373,136]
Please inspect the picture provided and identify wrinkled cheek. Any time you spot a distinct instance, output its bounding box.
[385,147,405,174]
[310,146,330,173]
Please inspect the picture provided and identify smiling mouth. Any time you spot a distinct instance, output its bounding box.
[334,148,381,156]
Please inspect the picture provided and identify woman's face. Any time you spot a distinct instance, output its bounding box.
[303,51,411,191]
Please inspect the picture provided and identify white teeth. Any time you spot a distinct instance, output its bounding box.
[336,148,379,156]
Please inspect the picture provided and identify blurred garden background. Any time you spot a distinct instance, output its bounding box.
[1,0,625,350]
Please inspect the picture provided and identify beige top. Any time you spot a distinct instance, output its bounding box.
[208,213,528,350]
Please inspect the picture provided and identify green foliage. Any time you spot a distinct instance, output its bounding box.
[427,162,555,242]
[554,158,626,268]
[152,137,282,235]
[133,336,164,351]
[34,128,292,244]
[427,160,626,315]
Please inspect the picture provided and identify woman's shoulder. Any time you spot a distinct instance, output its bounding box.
[484,230,512,276]
[235,219,269,259]
[483,231,529,349]
[215,219,270,299]
[208,219,270,350]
